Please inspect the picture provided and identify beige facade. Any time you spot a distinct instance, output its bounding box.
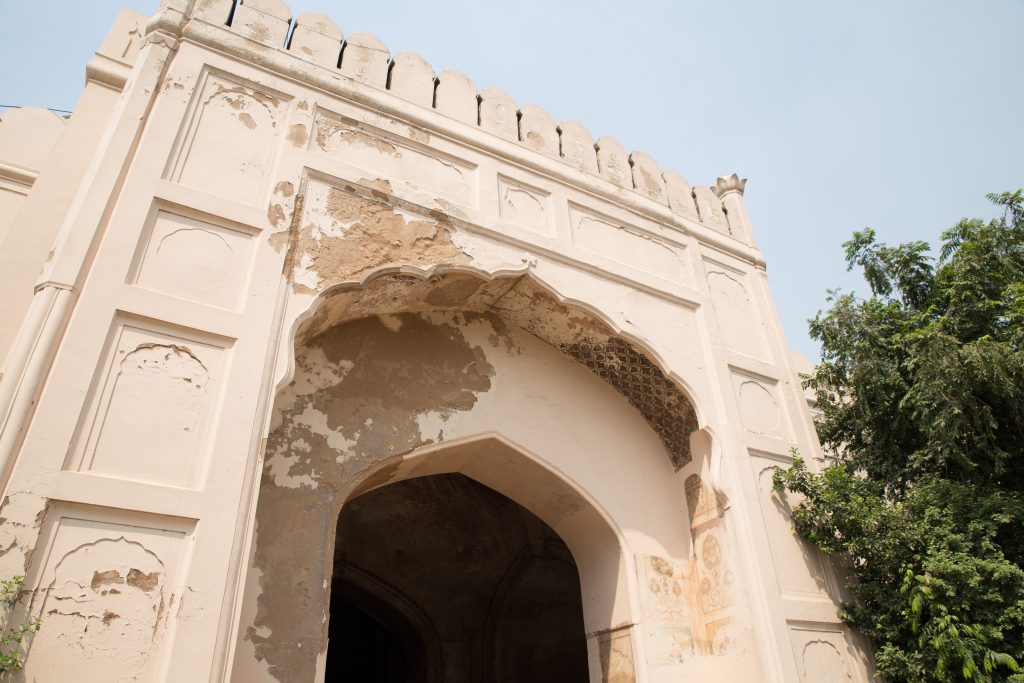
[0,2,873,681]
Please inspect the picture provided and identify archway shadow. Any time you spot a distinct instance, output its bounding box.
[330,466,593,682]
[342,434,634,640]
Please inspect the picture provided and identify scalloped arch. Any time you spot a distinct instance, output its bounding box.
[282,264,702,470]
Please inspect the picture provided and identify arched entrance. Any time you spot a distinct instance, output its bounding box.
[232,271,704,682]
[327,473,589,682]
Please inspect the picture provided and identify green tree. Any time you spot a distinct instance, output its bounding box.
[774,191,1024,682]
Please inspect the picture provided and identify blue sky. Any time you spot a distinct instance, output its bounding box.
[2,1,1021,360]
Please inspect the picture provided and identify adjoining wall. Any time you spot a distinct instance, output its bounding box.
[0,108,65,243]
[0,2,873,682]
[0,107,66,352]
[0,9,147,367]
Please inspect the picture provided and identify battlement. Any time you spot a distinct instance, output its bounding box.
[171,0,750,243]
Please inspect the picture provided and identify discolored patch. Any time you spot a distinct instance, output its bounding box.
[91,570,124,590]
[126,568,160,592]
[249,312,496,680]
[315,314,493,453]
[314,121,398,157]
[286,123,308,148]
[267,203,286,228]
[292,186,469,292]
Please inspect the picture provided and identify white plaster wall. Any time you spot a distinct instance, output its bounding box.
[0,107,65,300]
[0,9,146,367]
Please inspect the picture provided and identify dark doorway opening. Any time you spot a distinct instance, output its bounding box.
[325,473,590,683]
[325,596,408,682]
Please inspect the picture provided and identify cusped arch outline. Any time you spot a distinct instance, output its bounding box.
[277,263,707,470]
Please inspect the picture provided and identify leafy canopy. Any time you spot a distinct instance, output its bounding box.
[775,191,1024,683]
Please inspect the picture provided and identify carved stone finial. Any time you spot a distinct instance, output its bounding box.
[712,173,747,198]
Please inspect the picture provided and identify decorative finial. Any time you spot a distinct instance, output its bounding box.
[712,173,747,198]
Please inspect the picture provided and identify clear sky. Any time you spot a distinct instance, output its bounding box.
[1,1,1021,360]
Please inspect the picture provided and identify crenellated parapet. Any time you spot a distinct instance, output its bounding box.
[172,0,752,246]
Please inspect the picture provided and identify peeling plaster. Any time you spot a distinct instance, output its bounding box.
[31,537,171,682]
[290,184,470,293]
[286,124,308,148]
[250,312,495,681]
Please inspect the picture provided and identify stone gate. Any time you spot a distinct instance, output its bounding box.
[0,1,874,681]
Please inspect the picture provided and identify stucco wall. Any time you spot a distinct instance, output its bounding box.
[0,9,148,368]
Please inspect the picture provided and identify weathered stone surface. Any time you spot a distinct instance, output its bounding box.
[389,51,435,108]
[694,185,730,234]
[629,150,668,205]
[558,120,598,174]
[518,104,559,157]
[434,70,478,125]
[191,0,234,24]
[288,13,343,67]
[339,32,390,87]
[479,87,518,142]
[230,0,291,47]
[596,135,631,188]
[664,170,699,221]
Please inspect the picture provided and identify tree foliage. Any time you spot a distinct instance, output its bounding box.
[774,191,1024,682]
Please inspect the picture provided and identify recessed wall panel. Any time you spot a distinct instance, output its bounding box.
[23,506,193,683]
[131,210,255,310]
[67,318,230,488]
[171,72,287,206]
[569,204,690,285]
[311,110,477,209]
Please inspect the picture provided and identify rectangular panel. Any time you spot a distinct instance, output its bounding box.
[749,453,834,600]
[637,554,699,665]
[496,175,554,237]
[311,110,477,208]
[788,622,857,683]
[569,204,689,285]
[730,370,790,440]
[169,71,288,206]
[66,317,231,488]
[23,505,193,683]
[130,209,256,310]
[294,177,468,293]
[703,260,767,361]
[594,626,637,683]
